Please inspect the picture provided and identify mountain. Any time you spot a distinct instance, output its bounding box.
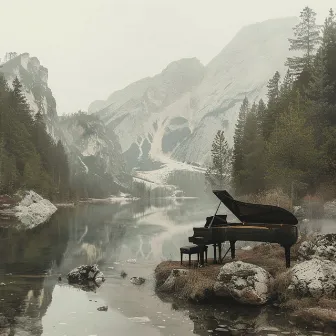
[0,53,61,139]
[0,53,128,198]
[88,17,298,174]
[59,112,129,197]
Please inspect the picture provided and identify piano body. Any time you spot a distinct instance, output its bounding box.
[188,190,299,268]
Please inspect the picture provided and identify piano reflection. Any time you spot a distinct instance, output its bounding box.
[188,190,298,268]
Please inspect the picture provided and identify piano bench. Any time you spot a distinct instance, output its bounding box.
[180,245,208,266]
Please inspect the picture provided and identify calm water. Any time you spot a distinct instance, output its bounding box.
[0,198,334,336]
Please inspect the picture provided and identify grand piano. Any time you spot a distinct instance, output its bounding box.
[188,190,299,268]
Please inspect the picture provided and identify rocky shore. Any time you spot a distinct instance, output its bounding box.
[154,233,336,333]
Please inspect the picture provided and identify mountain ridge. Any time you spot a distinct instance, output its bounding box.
[88,16,298,172]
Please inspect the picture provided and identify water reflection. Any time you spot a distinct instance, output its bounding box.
[0,198,212,335]
[1,198,335,336]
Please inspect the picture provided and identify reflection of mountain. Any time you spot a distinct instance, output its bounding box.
[0,199,214,335]
[0,212,70,336]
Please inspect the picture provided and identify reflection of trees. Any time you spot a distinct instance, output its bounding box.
[0,211,70,336]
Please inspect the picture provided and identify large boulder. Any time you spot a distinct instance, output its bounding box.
[14,190,57,228]
[158,269,189,292]
[67,264,105,286]
[298,234,336,262]
[213,261,274,305]
[287,258,336,298]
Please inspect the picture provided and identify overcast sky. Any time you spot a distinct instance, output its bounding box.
[0,0,335,115]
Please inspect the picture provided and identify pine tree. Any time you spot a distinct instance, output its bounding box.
[267,71,281,103]
[232,97,249,193]
[286,6,321,76]
[205,130,232,190]
[256,99,266,135]
[262,72,281,140]
[265,98,318,191]
[240,109,265,194]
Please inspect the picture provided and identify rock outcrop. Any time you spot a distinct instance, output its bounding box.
[213,261,274,305]
[67,264,105,286]
[130,277,146,285]
[14,190,57,228]
[298,234,336,262]
[0,190,57,229]
[287,259,336,298]
[158,269,189,292]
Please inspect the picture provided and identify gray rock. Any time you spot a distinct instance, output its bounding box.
[324,201,336,219]
[97,306,108,311]
[158,269,189,292]
[130,277,146,285]
[298,234,336,262]
[287,258,336,298]
[67,264,105,285]
[213,261,274,305]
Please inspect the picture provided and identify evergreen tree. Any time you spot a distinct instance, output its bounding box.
[265,98,318,191]
[262,71,281,140]
[256,99,266,134]
[205,130,232,189]
[0,73,72,199]
[286,6,321,76]
[240,109,265,194]
[232,97,249,193]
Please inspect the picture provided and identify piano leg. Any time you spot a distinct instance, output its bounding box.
[218,243,222,263]
[284,245,291,268]
[230,241,236,259]
[199,245,205,266]
[213,244,217,264]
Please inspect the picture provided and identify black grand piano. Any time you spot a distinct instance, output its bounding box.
[188,190,298,268]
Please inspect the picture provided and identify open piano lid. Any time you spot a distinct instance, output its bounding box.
[213,190,298,225]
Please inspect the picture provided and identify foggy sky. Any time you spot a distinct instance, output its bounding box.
[1,0,335,115]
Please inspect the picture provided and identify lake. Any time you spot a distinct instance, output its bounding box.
[0,198,334,335]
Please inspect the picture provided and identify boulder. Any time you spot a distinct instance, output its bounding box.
[213,261,274,305]
[130,277,146,285]
[287,258,336,298]
[293,205,306,219]
[67,264,105,285]
[158,269,189,292]
[298,234,336,262]
[14,190,57,228]
[324,200,336,219]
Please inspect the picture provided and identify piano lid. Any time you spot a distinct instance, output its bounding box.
[213,190,298,225]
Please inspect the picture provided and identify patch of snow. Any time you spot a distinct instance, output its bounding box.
[14,190,57,229]
[78,156,89,173]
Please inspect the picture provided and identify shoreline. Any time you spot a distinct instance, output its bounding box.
[153,241,336,333]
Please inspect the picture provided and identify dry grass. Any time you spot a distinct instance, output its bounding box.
[154,261,222,302]
[237,244,287,277]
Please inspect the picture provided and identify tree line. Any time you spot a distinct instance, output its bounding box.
[0,75,70,201]
[206,7,336,200]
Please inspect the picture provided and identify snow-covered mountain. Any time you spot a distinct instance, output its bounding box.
[89,17,298,170]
